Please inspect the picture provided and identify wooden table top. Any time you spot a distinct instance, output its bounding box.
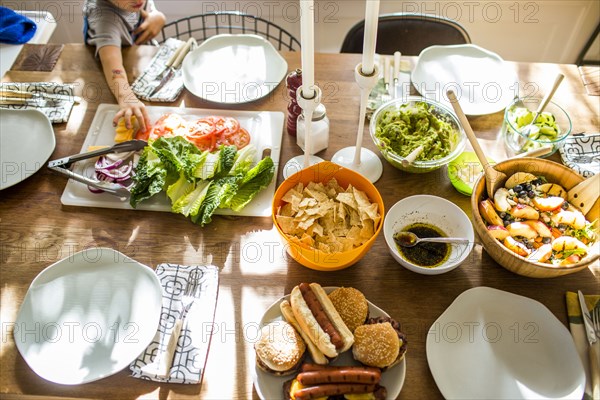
[1,44,599,400]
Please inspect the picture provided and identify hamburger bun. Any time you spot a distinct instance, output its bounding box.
[254,320,306,376]
[328,287,369,333]
[352,322,400,369]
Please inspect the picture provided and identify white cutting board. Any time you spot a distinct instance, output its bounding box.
[60,104,284,217]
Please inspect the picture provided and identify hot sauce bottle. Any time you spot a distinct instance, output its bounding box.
[286,69,303,136]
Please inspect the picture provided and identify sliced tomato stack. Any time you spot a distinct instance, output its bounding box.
[143,113,250,152]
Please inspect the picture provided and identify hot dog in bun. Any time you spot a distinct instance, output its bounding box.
[280,300,329,365]
[290,283,354,359]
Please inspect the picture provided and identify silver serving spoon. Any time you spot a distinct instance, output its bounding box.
[393,231,470,248]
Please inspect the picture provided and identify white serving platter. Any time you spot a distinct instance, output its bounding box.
[14,248,162,385]
[412,44,519,115]
[60,104,284,217]
[1,108,55,190]
[426,287,585,399]
[182,34,288,104]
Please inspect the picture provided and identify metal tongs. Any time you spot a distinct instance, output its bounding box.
[47,140,147,198]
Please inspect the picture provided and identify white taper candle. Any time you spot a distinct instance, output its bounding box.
[299,0,315,98]
[361,0,380,75]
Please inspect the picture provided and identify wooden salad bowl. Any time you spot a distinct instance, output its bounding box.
[471,157,600,278]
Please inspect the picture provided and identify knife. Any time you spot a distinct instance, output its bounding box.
[149,37,196,97]
[577,290,599,399]
[0,89,81,103]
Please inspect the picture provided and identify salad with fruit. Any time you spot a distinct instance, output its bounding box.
[479,172,597,266]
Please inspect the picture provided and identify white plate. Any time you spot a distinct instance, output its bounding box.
[254,287,406,400]
[14,248,162,385]
[0,108,55,190]
[60,104,284,217]
[412,44,519,115]
[426,287,585,399]
[182,34,288,104]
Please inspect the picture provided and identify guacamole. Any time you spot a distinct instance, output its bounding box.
[374,102,457,161]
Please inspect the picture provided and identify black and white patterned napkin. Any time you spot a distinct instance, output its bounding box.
[0,82,76,123]
[559,133,600,177]
[132,38,188,102]
[130,263,219,384]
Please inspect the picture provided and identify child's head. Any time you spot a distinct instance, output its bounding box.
[109,0,146,13]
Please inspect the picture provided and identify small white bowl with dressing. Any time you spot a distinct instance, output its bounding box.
[384,195,475,275]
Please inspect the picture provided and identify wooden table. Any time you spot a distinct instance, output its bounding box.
[1,44,599,400]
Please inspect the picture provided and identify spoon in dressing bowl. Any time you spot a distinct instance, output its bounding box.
[393,231,470,248]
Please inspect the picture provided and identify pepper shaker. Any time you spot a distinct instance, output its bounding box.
[286,69,303,136]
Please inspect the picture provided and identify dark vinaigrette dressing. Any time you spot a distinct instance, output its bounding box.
[396,223,450,268]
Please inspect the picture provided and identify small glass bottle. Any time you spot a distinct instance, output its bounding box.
[297,103,329,155]
[286,69,303,136]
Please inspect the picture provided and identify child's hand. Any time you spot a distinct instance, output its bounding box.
[134,9,166,44]
[113,98,151,133]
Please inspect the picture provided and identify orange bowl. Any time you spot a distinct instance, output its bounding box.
[472,157,599,278]
[272,161,384,271]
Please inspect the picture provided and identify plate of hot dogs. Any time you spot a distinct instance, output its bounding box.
[253,283,407,399]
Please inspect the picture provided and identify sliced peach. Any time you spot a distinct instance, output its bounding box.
[503,236,531,257]
[507,222,539,239]
[538,183,567,199]
[487,225,510,241]
[510,204,540,220]
[551,210,586,230]
[505,172,537,189]
[493,187,512,212]
[479,199,504,226]
[559,254,581,266]
[527,243,553,263]
[551,236,588,252]
[525,220,552,238]
[532,196,565,212]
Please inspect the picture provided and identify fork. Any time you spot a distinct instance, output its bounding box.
[143,270,201,377]
[591,306,600,399]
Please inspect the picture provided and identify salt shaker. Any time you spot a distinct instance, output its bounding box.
[297,103,329,155]
[286,69,303,136]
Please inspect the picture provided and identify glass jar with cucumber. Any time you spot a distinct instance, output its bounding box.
[503,97,572,157]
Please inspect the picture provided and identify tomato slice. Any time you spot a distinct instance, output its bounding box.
[149,113,186,140]
[143,113,247,151]
[228,127,251,149]
[187,118,215,138]
[215,117,240,136]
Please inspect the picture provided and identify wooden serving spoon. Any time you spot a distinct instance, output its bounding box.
[447,90,507,199]
[567,173,600,216]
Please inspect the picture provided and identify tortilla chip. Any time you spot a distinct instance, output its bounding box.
[336,192,358,210]
[276,178,381,254]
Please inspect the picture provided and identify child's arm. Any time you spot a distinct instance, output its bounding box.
[98,45,150,131]
[134,8,166,44]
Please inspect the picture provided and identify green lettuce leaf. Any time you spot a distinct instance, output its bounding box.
[229,157,275,212]
[166,171,195,204]
[171,180,211,217]
[230,144,257,175]
[193,175,239,226]
[129,147,167,208]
